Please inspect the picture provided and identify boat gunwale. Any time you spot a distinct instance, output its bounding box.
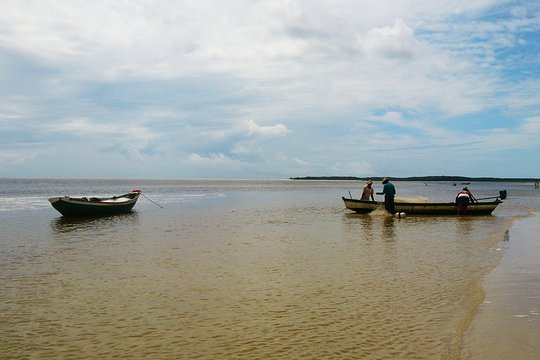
[49,196,139,205]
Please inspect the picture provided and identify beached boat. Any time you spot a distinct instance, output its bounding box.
[342,191,506,215]
[49,190,141,216]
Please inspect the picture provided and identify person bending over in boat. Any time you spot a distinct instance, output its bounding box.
[455,187,477,215]
[360,180,375,201]
[376,178,396,214]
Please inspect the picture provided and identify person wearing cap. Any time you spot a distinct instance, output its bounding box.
[376,178,396,214]
[360,180,375,201]
[455,187,477,215]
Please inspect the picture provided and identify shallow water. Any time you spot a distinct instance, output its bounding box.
[1,179,539,358]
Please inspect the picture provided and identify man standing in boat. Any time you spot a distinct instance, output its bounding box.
[360,180,375,201]
[376,178,396,214]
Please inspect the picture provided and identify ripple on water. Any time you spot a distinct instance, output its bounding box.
[1,199,511,358]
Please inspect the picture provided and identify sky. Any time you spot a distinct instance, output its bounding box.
[1,0,540,179]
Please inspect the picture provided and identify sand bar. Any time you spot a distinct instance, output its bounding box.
[462,213,540,358]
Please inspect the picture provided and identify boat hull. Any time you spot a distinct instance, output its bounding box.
[49,192,140,216]
[342,197,501,215]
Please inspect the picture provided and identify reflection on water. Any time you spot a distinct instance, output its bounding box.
[456,216,474,236]
[50,212,140,235]
[382,215,396,241]
[343,212,396,242]
[360,215,374,244]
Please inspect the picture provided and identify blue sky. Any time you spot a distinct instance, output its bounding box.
[1,0,539,179]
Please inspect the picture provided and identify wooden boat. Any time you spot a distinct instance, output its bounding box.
[49,190,141,216]
[342,191,506,215]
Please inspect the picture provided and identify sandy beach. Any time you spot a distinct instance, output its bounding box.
[461,213,540,359]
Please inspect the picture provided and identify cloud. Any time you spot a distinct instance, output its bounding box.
[241,119,289,137]
[202,118,289,139]
[521,116,540,133]
[294,158,309,167]
[46,118,158,141]
[187,153,240,165]
[330,161,375,176]
[370,112,408,127]
[482,116,540,151]
[366,111,455,141]
[0,151,37,166]
[42,118,161,160]
[359,19,421,59]
[182,153,250,177]
[0,1,539,178]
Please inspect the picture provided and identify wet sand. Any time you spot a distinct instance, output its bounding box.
[461,213,540,359]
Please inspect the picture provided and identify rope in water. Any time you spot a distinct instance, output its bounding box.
[141,193,164,208]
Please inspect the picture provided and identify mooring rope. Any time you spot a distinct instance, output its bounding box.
[141,193,164,208]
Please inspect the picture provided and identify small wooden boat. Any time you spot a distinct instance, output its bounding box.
[342,191,506,216]
[49,190,141,216]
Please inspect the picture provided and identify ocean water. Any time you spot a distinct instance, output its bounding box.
[1,178,539,359]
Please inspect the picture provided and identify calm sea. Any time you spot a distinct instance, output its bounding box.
[1,178,539,359]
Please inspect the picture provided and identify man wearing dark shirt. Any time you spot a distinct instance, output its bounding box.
[376,177,396,214]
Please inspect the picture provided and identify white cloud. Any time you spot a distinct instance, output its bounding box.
[294,158,309,167]
[359,19,421,59]
[206,119,289,142]
[1,0,539,178]
[241,119,289,137]
[0,113,22,121]
[366,111,455,140]
[0,151,37,166]
[520,116,540,133]
[41,118,162,161]
[183,153,250,177]
[46,118,158,142]
[0,0,513,118]
[187,153,237,165]
[331,161,375,176]
[371,112,408,126]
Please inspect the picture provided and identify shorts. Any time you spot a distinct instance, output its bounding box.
[456,197,470,205]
